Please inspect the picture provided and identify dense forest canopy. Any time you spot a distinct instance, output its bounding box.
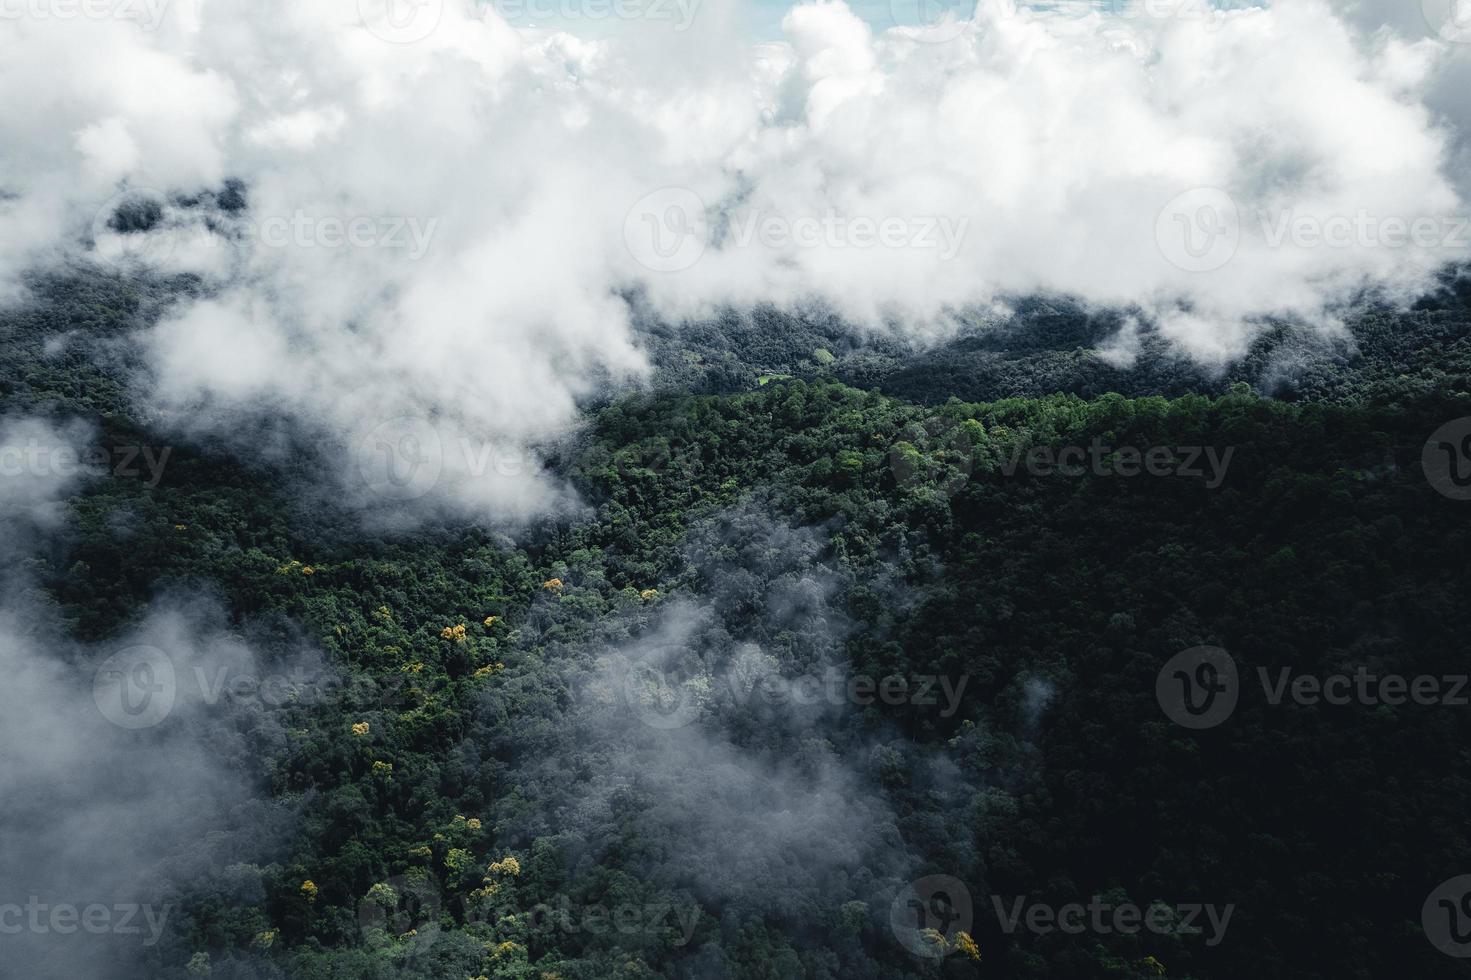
[6,0,1471,975]
[3,269,1470,979]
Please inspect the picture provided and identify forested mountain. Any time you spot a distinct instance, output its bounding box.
[4,271,1471,979]
[633,272,1471,406]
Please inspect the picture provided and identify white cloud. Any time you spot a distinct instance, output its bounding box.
[0,415,100,550]
[0,0,1466,519]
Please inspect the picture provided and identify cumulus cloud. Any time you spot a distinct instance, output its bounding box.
[1,0,1467,520]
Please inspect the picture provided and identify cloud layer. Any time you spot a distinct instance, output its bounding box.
[1,0,1467,520]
